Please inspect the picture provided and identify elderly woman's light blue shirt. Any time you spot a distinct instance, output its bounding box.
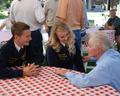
[64,49,120,91]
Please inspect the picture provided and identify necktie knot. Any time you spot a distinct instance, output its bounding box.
[19,48,24,54]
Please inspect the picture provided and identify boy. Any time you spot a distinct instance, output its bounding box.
[0,22,39,79]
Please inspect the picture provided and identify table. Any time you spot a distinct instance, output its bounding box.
[86,28,115,45]
[0,66,119,96]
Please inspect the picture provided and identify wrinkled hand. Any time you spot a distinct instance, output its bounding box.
[23,63,39,77]
[55,68,70,76]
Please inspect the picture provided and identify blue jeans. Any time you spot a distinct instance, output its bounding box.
[73,29,81,50]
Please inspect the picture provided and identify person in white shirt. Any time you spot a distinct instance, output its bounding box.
[44,0,59,36]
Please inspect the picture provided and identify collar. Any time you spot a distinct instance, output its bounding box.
[61,42,66,47]
[14,42,23,52]
[96,49,113,65]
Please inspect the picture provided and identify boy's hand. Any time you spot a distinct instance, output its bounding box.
[23,63,39,77]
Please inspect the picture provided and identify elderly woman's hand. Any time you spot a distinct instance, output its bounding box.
[55,68,70,76]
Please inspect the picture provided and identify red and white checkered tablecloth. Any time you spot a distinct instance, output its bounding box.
[0,66,119,96]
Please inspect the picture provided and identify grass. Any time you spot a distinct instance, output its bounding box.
[87,61,96,66]
[85,61,96,73]
[86,68,92,73]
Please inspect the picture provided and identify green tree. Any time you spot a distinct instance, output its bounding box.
[0,0,12,11]
[0,0,12,19]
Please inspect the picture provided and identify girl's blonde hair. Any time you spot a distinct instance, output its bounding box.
[48,21,76,55]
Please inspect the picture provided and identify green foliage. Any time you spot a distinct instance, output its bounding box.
[0,0,12,10]
[0,0,12,19]
[85,61,96,73]
[0,12,7,19]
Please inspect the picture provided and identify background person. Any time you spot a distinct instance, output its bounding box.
[55,32,120,91]
[44,0,59,36]
[56,0,84,50]
[104,9,120,30]
[46,21,85,72]
[104,9,120,51]
[0,22,39,79]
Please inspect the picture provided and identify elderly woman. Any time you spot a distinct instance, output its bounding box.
[55,32,120,91]
[46,21,85,72]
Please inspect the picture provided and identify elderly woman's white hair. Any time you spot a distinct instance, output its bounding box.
[88,32,112,51]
